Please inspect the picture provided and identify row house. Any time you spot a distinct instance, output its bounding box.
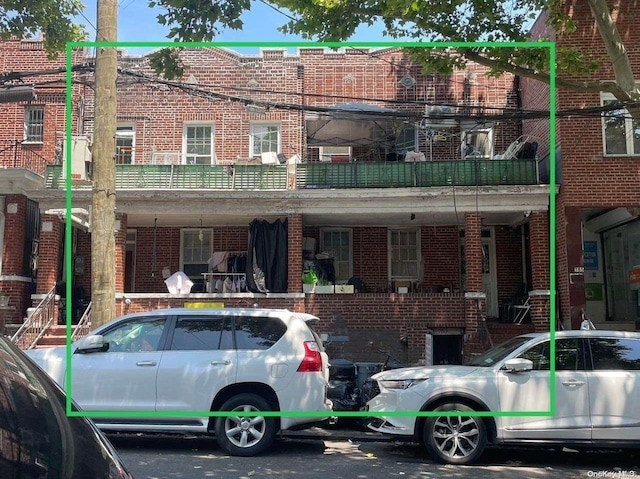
[2,42,551,364]
[522,1,640,332]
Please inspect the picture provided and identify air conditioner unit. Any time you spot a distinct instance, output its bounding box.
[62,136,92,181]
[423,105,457,129]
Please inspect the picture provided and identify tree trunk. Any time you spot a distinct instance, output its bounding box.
[91,0,118,328]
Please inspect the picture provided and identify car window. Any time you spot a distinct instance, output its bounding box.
[589,338,640,370]
[465,336,531,366]
[517,339,583,371]
[234,316,287,350]
[102,317,167,352]
[171,316,233,350]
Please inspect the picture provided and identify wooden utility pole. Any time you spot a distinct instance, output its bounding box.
[91,0,118,327]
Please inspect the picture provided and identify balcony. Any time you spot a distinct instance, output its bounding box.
[44,159,539,190]
[0,140,51,176]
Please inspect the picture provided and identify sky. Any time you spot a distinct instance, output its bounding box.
[78,1,392,56]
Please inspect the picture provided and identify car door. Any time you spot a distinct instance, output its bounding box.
[71,316,168,411]
[587,336,640,441]
[497,338,591,440]
[155,314,237,412]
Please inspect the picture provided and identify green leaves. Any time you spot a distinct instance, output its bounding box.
[0,0,87,57]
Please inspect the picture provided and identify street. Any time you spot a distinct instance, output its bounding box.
[110,432,640,479]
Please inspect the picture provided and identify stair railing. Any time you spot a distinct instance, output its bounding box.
[70,301,92,342]
[11,284,57,350]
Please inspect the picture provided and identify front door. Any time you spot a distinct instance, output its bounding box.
[482,234,498,318]
[497,338,591,440]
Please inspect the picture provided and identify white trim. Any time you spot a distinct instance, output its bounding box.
[0,275,33,283]
[249,122,281,158]
[387,228,421,281]
[601,92,638,156]
[182,123,215,165]
[116,123,136,164]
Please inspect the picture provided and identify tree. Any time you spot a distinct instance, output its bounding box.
[0,0,86,56]
[150,0,640,116]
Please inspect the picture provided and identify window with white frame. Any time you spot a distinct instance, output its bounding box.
[319,146,352,162]
[602,93,640,156]
[461,125,493,159]
[181,229,212,281]
[320,228,352,282]
[115,125,135,164]
[250,123,280,157]
[24,106,44,143]
[389,229,420,280]
[183,124,214,164]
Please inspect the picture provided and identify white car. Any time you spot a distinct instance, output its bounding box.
[27,308,332,456]
[366,330,640,465]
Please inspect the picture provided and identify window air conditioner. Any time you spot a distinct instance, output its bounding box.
[423,105,457,129]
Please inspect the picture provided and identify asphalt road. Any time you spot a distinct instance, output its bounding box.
[110,433,640,479]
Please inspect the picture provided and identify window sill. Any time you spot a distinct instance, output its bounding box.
[602,154,640,158]
[22,141,44,146]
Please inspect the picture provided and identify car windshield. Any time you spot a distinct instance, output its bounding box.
[465,336,533,367]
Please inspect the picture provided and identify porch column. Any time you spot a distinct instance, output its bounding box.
[464,212,486,358]
[287,214,303,293]
[1,196,28,328]
[559,206,586,329]
[36,214,63,294]
[529,211,551,332]
[115,213,127,293]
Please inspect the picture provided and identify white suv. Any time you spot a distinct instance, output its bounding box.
[366,330,640,464]
[27,308,332,456]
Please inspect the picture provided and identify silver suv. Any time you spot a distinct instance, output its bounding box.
[28,308,332,456]
[366,330,640,464]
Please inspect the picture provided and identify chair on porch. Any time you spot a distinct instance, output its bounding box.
[512,296,531,324]
[498,283,528,323]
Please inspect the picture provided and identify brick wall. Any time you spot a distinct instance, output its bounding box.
[35,215,62,294]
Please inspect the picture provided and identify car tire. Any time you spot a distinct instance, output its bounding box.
[423,403,487,465]
[215,393,278,457]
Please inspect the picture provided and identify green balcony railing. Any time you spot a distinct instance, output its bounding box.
[295,159,538,188]
[45,159,538,191]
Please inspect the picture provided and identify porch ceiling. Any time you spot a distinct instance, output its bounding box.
[28,185,552,228]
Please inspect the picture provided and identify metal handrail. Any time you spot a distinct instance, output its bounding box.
[70,301,92,342]
[11,284,57,350]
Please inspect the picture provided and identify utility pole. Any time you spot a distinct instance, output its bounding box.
[91,0,118,327]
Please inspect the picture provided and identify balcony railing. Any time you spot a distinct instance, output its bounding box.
[45,159,539,190]
[0,140,52,176]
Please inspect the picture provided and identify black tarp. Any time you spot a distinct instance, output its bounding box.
[246,219,288,293]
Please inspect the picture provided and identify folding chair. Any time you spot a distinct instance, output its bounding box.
[512,295,531,324]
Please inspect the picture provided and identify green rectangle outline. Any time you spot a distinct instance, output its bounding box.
[65,40,556,419]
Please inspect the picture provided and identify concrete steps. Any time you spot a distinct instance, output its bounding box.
[36,324,78,348]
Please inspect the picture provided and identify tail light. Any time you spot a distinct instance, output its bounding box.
[297,341,322,372]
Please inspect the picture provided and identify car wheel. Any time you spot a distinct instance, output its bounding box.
[423,403,487,465]
[215,393,277,457]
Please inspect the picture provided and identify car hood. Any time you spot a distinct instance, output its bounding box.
[372,365,479,381]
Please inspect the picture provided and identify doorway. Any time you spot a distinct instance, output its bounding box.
[432,334,463,365]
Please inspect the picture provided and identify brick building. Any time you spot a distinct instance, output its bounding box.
[522,2,640,332]
[2,41,552,363]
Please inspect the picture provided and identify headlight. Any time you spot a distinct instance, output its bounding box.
[378,379,427,390]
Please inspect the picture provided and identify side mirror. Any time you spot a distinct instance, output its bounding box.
[503,358,533,373]
[76,334,109,354]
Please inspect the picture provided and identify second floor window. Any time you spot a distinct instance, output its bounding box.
[24,106,44,143]
[183,124,214,164]
[602,93,640,156]
[115,125,134,164]
[250,123,280,157]
[461,126,493,159]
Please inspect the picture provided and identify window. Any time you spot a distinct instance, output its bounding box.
[589,338,640,370]
[183,124,214,164]
[461,126,493,159]
[518,339,584,371]
[250,123,280,157]
[234,316,287,350]
[602,93,640,156]
[115,125,134,164]
[320,229,352,282]
[170,316,233,350]
[319,146,351,162]
[394,124,417,153]
[181,229,212,281]
[24,106,44,143]
[389,229,420,281]
[102,317,167,352]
